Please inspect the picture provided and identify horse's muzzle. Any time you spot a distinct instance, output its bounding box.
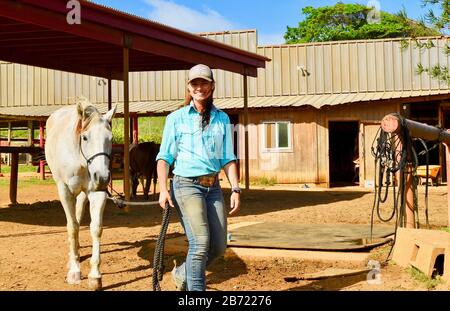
[93,173,110,191]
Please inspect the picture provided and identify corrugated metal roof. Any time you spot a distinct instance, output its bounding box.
[1,90,449,119]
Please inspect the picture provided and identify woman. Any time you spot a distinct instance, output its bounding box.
[156,64,241,291]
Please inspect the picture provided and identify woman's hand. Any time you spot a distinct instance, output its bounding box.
[229,192,240,215]
[159,189,174,209]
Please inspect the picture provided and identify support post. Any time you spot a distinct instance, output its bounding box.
[107,77,113,193]
[243,74,249,190]
[7,122,11,165]
[39,121,45,180]
[132,113,138,145]
[10,152,18,204]
[123,47,130,210]
[445,132,450,228]
[27,121,33,165]
[107,78,112,111]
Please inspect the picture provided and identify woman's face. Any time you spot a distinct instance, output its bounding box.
[188,78,214,103]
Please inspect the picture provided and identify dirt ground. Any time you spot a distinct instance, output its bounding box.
[1,173,449,291]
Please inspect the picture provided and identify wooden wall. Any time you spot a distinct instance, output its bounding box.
[239,101,399,185]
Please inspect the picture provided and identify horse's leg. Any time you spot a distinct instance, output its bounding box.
[152,166,158,200]
[87,191,107,290]
[143,175,150,201]
[131,174,138,199]
[57,182,81,285]
[75,191,88,225]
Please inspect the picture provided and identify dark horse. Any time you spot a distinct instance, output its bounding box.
[129,142,160,200]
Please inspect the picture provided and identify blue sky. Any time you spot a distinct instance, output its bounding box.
[92,0,441,45]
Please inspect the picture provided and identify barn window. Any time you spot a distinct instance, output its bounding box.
[262,121,291,151]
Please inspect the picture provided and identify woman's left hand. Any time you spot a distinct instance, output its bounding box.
[229,192,240,215]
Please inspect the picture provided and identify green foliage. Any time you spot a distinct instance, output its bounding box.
[111,116,165,144]
[407,267,444,290]
[284,2,440,44]
[0,164,44,174]
[440,227,450,233]
[0,128,41,140]
[250,176,277,186]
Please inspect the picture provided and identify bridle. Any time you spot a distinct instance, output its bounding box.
[79,136,111,166]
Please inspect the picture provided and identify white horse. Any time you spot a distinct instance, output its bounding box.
[45,98,116,290]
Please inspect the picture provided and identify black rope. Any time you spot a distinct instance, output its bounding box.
[152,202,172,291]
[416,138,431,228]
[370,114,418,262]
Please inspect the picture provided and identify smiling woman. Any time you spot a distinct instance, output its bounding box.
[156,64,241,291]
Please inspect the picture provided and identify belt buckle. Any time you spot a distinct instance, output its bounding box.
[197,174,216,187]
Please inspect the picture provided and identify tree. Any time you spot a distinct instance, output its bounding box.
[284,2,440,44]
[412,0,449,85]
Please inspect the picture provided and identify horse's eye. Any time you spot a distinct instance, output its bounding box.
[82,135,88,141]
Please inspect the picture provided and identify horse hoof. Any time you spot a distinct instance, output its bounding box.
[66,271,81,285]
[88,278,102,290]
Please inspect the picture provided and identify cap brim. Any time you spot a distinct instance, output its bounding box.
[188,76,213,83]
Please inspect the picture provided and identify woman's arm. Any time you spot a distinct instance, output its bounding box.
[223,160,240,215]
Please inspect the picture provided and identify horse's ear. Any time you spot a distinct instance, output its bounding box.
[76,96,91,120]
[77,101,84,120]
[104,105,117,123]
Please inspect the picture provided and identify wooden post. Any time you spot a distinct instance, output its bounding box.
[27,120,33,165]
[39,121,45,180]
[107,77,113,193]
[123,47,130,210]
[132,113,138,145]
[7,122,11,165]
[243,74,249,190]
[107,78,112,112]
[10,152,18,204]
[405,166,415,228]
[445,131,450,228]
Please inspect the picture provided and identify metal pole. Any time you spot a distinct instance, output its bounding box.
[39,121,45,180]
[243,74,249,190]
[123,47,130,210]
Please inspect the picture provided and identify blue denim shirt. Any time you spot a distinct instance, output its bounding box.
[156,101,236,178]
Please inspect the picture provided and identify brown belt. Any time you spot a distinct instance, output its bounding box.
[196,173,218,187]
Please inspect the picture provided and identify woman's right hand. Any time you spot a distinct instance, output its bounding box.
[159,189,174,209]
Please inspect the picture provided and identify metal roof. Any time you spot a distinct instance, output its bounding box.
[0,0,269,80]
[2,89,449,119]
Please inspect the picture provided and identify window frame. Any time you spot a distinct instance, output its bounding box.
[261,120,293,153]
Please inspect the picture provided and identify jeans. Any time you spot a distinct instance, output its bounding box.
[170,175,228,291]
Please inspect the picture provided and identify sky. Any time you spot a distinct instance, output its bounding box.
[92,0,443,45]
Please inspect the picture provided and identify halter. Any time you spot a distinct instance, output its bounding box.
[79,136,111,166]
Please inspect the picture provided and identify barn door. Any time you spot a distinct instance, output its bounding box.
[361,123,381,188]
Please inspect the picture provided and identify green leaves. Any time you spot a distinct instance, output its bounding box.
[284,3,440,44]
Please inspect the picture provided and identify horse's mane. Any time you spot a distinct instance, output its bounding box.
[75,98,103,137]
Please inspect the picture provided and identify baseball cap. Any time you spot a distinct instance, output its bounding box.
[187,64,214,83]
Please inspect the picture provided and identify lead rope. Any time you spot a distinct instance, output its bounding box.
[152,202,172,291]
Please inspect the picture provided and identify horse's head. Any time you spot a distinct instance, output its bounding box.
[77,99,116,191]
